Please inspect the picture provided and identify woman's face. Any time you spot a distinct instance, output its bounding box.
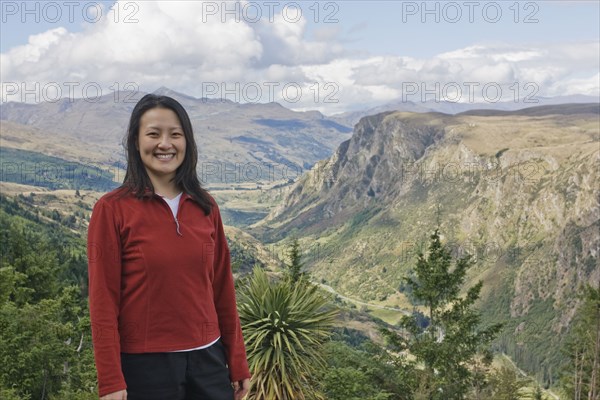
[137,107,186,184]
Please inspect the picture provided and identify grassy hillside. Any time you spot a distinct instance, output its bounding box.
[250,106,600,387]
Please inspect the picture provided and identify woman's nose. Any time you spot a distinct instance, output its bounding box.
[158,135,172,148]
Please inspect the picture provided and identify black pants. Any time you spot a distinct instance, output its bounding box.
[121,339,235,400]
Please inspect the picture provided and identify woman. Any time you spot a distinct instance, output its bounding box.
[87,94,251,400]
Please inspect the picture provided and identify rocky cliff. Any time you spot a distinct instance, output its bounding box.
[251,103,600,376]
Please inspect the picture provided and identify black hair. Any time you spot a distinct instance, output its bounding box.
[118,93,213,215]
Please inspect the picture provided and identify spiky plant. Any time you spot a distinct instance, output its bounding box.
[237,266,337,400]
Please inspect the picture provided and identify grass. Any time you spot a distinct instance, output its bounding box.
[367,307,405,326]
[210,183,290,227]
[453,114,599,162]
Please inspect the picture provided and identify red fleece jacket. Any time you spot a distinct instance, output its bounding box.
[87,187,250,397]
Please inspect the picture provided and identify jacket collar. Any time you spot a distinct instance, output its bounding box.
[142,186,193,202]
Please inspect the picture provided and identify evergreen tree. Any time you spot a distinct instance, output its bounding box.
[532,384,547,400]
[470,350,495,399]
[285,238,304,283]
[0,197,97,398]
[488,366,528,400]
[391,229,502,399]
[560,284,600,400]
[318,338,416,400]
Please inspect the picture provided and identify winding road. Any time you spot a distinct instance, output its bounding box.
[316,282,411,315]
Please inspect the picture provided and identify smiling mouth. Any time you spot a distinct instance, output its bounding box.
[154,153,175,160]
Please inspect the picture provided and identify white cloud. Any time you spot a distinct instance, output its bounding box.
[330,42,598,111]
[1,1,598,114]
[547,72,600,97]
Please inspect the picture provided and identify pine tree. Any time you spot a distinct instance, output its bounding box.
[394,229,502,399]
[0,198,97,398]
[560,284,600,400]
[532,384,546,400]
[285,238,304,283]
[488,366,528,400]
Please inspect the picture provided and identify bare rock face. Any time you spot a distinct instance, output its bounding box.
[263,111,451,227]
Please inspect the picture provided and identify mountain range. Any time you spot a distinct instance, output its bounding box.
[249,102,600,378]
[330,94,600,127]
[0,87,353,185]
[1,88,599,382]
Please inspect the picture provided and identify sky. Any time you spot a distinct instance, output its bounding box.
[1,0,599,114]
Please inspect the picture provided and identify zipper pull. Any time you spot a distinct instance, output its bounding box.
[175,218,182,236]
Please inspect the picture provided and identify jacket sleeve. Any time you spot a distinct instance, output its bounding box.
[87,199,127,397]
[211,200,251,382]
